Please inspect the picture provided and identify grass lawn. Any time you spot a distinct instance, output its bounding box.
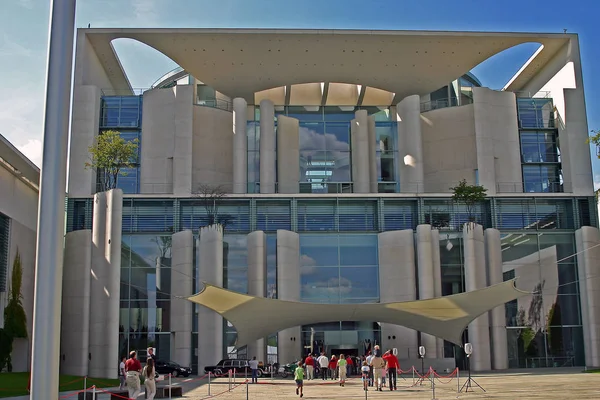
[0,373,119,398]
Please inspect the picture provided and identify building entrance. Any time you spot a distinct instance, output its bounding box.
[329,348,358,358]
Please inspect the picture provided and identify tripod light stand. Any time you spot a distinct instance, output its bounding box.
[459,343,485,393]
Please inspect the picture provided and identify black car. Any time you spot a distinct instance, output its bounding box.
[204,359,252,376]
[155,360,192,377]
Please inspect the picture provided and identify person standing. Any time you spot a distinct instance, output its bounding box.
[382,349,399,391]
[345,355,353,377]
[249,356,259,384]
[143,358,157,400]
[365,351,374,387]
[328,355,337,380]
[361,360,370,391]
[294,361,305,398]
[317,352,329,380]
[119,356,126,390]
[125,351,142,399]
[370,352,385,392]
[304,353,314,380]
[337,354,347,387]
[147,347,157,363]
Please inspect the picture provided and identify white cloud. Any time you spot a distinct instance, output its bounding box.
[0,34,33,58]
[16,139,43,167]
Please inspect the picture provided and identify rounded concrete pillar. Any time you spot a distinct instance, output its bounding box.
[485,228,508,370]
[463,223,491,371]
[198,225,224,373]
[277,116,300,194]
[171,230,194,368]
[232,97,248,194]
[276,230,301,364]
[396,95,424,193]
[378,230,419,358]
[351,109,370,193]
[247,231,267,362]
[368,116,378,193]
[259,99,276,194]
[416,225,437,358]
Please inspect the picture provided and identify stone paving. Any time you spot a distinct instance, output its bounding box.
[182,369,600,399]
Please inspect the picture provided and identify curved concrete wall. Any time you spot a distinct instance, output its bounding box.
[351,110,370,193]
[276,230,301,363]
[171,230,194,368]
[396,95,424,193]
[61,230,92,376]
[463,223,491,371]
[416,225,438,358]
[232,98,248,194]
[484,228,508,370]
[378,230,418,358]
[260,99,276,193]
[192,104,234,192]
[277,116,300,194]
[198,225,224,372]
[247,231,267,361]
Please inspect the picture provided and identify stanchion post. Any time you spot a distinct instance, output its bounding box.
[208,371,211,396]
[229,369,232,391]
[234,368,237,383]
[169,373,172,400]
[246,378,249,400]
[83,376,87,397]
[92,385,96,400]
[457,368,460,393]
[412,366,415,385]
[431,368,436,400]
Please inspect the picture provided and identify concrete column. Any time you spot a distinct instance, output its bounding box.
[416,225,437,358]
[247,231,267,362]
[277,116,300,194]
[484,228,508,370]
[575,226,600,367]
[463,223,492,371]
[368,115,378,193]
[61,230,92,376]
[431,229,445,358]
[172,85,194,195]
[351,109,370,193]
[396,95,424,193]
[378,230,419,359]
[232,97,248,194]
[259,99,276,193]
[89,192,107,378]
[198,224,224,373]
[171,230,194,368]
[276,230,301,364]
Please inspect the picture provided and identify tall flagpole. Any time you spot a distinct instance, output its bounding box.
[30,0,76,398]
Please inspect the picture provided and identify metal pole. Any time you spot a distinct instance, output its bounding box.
[208,372,211,396]
[246,377,249,400]
[169,374,172,400]
[92,385,96,400]
[457,368,460,393]
[431,368,436,400]
[29,0,76,398]
[83,377,86,397]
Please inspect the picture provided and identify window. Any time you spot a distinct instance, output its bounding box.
[100,96,142,128]
[520,131,559,163]
[522,165,563,193]
[517,98,555,129]
[0,213,9,292]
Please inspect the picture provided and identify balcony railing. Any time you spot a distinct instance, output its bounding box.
[195,98,233,112]
[496,181,570,194]
[420,97,460,113]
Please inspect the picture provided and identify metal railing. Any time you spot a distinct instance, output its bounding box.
[195,98,233,112]
[496,181,570,194]
[420,97,460,113]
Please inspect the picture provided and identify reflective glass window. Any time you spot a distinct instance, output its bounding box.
[517,98,555,129]
[520,131,559,163]
[340,266,379,301]
[523,165,562,193]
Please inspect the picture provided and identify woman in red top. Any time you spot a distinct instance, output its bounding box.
[304,354,314,380]
[328,355,337,380]
[345,356,353,377]
[382,350,399,391]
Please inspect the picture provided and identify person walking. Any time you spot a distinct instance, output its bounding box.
[294,361,305,398]
[361,360,370,391]
[345,355,353,377]
[382,349,400,391]
[249,356,259,384]
[143,358,157,400]
[328,355,337,380]
[125,351,142,399]
[366,351,374,387]
[304,353,314,380]
[337,354,347,387]
[370,352,385,391]
[119,356,126,390]
[317,352,329,380]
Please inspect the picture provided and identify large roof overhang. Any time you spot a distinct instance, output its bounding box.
[0,133,40,188]
[84,29,571,103]
[187,278,529,348]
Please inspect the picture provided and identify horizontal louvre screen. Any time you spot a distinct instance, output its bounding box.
[256,200,291,231]
[123,199,174,233]
[423,199,490,230]
[382,200,417,230]
[578,198,597,228]
[66,198,93,233]
[338,200,378,231]
[0,213,9,292]
[496,199,574,230]
[180,200,251,232]
[297,200,335,232]
[534,199,574,229]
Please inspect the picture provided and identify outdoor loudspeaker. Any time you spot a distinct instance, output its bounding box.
[464,343,473,356]
[393,348,398,356]
[419,346,426,357]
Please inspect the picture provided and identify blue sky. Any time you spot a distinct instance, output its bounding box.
[0,0,598,183]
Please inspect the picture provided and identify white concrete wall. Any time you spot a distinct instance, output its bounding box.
[0,167,39,231]
[421,104,477,192]
[368,116,378,193]
[377,230,419,359]
[260,100,276,194]
[232,98,248,194]
[170,230,194,368]
[61,230,92,376]
[192,103,234,192]
[472,88,522,194]
[396,95,424,193]
[351,110,370,193]
[484,228,508,370]
[576,227,600,368]
[198,225,224,373]
[247,231,267,362]
[277,116,300,194]
[276,230,301,364]
[463,223,491,371]
[416,225,438,358]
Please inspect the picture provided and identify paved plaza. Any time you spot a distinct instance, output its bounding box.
[182,369,600,399]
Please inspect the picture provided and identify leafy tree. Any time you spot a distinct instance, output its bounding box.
[450,179,488,223]
[1,250,27,372]
[587,130,600,197]
[194,184,235,229]
[85,130,139,192]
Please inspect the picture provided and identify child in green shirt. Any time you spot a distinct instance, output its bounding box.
[294,361,305,397]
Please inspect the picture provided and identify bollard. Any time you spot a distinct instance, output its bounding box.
[92,385,96,400]
[412,366,415,385]
[229,369,232,391]
[169,373,172,400]
[83,376,87,398]
[457,368,460,393]
[246,378,249,400]
[208,371,211,396]
[431,368,436,400]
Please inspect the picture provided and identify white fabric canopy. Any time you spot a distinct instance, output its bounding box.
[186,278,528,348]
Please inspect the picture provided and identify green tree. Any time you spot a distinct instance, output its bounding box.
[587,130,600,197]
[450,179,488,223]
[85,130,139,192]
[1,250,27,372]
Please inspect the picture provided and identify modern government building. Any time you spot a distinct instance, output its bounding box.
[45,28,600,378]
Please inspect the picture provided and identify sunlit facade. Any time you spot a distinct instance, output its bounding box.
[61,28,599,378]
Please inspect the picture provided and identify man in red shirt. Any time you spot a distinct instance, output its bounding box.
[382,349,399,391]
[304,353,314,380]
[124,351,142,398]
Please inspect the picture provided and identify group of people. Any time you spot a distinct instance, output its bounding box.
[293,345,400,397]
[119,347,157,399]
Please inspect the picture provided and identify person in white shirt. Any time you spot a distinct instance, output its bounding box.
[317,352,329,380]
[366,352,374,387]
[119,357,126,390]
[249,356,259,384]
